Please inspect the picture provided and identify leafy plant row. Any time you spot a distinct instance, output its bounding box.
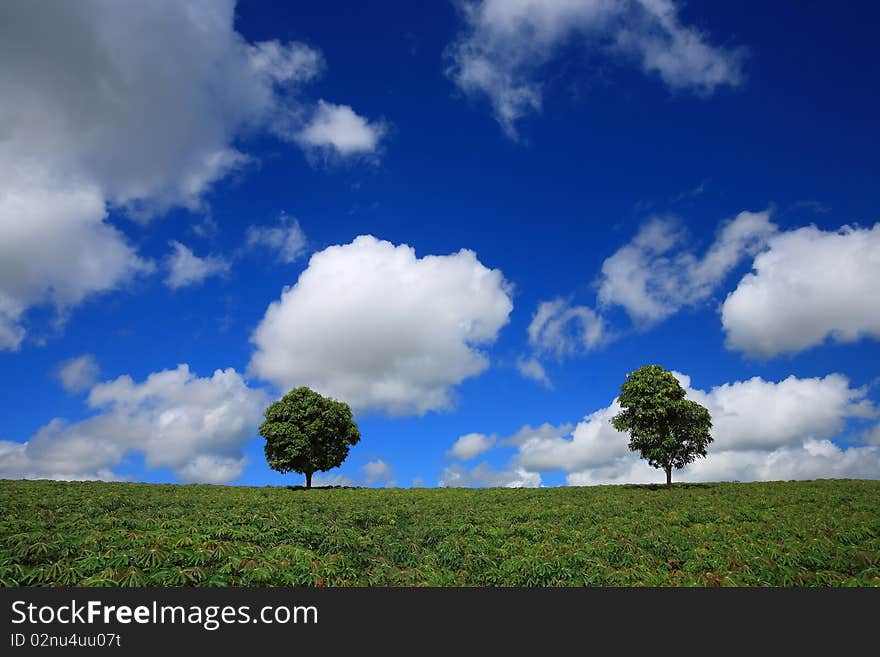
[1,479,878,587]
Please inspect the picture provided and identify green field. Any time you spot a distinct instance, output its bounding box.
[1,479,878,586]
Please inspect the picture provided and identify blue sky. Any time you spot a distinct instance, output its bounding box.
[1,0,879,488]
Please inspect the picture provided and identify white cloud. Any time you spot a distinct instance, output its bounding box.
[249,235,513,415]
[566,439,880,486]
[362,459,394,485]
[0,1,328,214]
[563,443,880,485]
[439,462,541,488]
[446,0,746,137]
[721,223,880,357]
[518,299,602,388]
[438,423,578,486]
[164,241,230,289]
[0,364,267,483]
[676,372,876,451]
[246,213,308,263]
[615,0,746,90]
[295,101,386,157]
[448,433,497,460]
[57,354,100,393]
[516,356,553,388]
[247,39,324,86]
[676,440,880,483]
[598,210,777,325]
[0,173,153,350]
[0,438,124,483]
[518,402,628,473]
[0,1,381,347]
[527,298,606,355]
[564,455,656,486]
[311,472,358,487]
[177,455,247,485]
[508,371,878,485]
[445,422,577,463]
[518,210,774,374]
[504,422,575,446]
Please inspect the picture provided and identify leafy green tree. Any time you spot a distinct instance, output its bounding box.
[259,387,361,488]
[611,364,713,488]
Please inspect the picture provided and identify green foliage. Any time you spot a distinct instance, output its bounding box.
[259,387,360,487]
[0,479,878,587]
[611,364,713,484]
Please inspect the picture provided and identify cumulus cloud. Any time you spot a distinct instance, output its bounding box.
[677,440,880,483]
[0,437,125,483]
[564,439,880,485]
[517,403,627,473]
[249,235,513,415]
[295,101,386,158]
[362,459,394,485]
[57,354,100,393]
[864,423,880,445]
[0,364,267,483]
[0,0,382,347]
[518,210,773,381]
[516,356,552,388]
[676,372,876,451]
[439,462,541,488]
[0,0,358,214]
[504,422,575,446]
[0,174,153,350]
[448,433,497,460]
[247,38,324,86]
[508,371,878,485]
[517,297,604,387]
[721,223,880,357]
[177,455,248,485]
[246,213,308,263]
[527,298,606,356]
[312,472,358,487]
[563,441,880,485]
[446,0,746,137]
[439,423,573,485]
[598,210,777,325]
[164,241,230,289]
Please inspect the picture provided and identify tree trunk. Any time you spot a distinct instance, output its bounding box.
[665,465,672,488]
[305,471,312,489]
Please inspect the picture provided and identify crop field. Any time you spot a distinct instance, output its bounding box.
[1,479,878,587]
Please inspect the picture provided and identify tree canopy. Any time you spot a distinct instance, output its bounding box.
[611,364,713,487]
[259,387,360,488]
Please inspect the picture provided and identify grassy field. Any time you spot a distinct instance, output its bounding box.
[1,478,878,587]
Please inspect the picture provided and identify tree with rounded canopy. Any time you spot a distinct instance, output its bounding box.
[611,364,713,488]
[259,386,361,489]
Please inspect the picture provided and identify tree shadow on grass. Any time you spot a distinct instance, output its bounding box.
[285,485,361,491]
[619,483,719,491]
